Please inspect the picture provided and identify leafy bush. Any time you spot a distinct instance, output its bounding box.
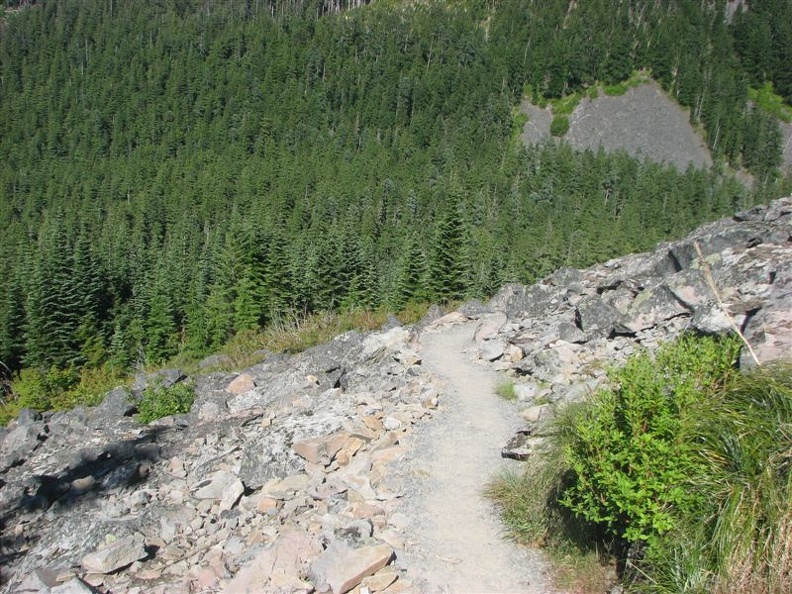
[749,82,792,123]
[604,83,628,96]
[550,115,570,137]
[489,334,792,593]
[550,93,582,116]
[136,382,195,424]
[560,334,741,545]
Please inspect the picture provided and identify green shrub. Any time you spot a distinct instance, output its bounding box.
[550,115,570,137]
[136,382,195,423]
[550,93,582,116]
[1,364,126,425]
[560,334,741,545]
[749,82,792,123]
[489,334,792,593]
[10,366,81,411]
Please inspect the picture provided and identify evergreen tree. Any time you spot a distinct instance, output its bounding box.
[429,188,471,302]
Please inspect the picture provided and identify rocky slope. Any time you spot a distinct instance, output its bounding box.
[521,81,714,170]
[1,197,791,593]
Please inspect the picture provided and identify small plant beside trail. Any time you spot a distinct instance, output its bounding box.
[561,334,741,545]
[489,333,792,593]
[495,378,517,401]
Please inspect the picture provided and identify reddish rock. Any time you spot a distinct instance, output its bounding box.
[309,543,394,594]
[226,373,255,395]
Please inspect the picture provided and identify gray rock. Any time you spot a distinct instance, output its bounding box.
[558,321,586,343]
[621,285,689,332]
[239,433,305,490]
[81,533,147,574]
[2,422,46,469]
[193,470,240,500]
[690,303,741,335]
[502,429,542,461]
[97,387,136,417]
[226,373,256,395]
[456,299,494,318]
[557,80,713,171]
[513,382,540,401]
[50,578,100,594]
[665,268,713,309]
[479,340,506,362]
[576,296,625,339]
[473,314,508,344]
[546,267,583,287]
[308,541,394,594]
[219,478,245,512]
[742,294,792,368]
[132,368,186,394]
[16,408,42,426]
[10,567,59,592]
[336,519,374,547]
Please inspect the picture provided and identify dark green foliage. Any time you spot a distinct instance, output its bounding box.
[549,115,570,137]
[136,382,195,424]
[430,188,472,302]
[731,0,792,103]
[742,106,783,180]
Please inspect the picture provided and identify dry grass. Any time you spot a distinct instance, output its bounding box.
[216,308,391,370]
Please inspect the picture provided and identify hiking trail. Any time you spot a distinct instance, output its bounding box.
[390,320,557,593]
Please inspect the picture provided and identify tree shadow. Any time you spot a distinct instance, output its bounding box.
[0,424,176,585]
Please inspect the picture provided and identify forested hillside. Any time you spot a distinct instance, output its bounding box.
[0,0,790,393]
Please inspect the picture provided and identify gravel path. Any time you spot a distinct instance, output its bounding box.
[391,321,556,593]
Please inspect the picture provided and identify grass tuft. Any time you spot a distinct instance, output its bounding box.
[495,378,517,401]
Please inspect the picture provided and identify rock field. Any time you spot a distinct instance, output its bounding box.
[521,81,713,170]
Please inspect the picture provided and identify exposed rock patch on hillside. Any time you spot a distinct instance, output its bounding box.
[1,197,791,593]
[781,119,792,173]
[521,81,713,170]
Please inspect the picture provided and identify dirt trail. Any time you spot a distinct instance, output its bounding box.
[393,320,555,593]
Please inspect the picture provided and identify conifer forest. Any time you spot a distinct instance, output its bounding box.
[0,0,790,388]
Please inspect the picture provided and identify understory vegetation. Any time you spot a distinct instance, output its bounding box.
[488,334,792,593]
[136,381,196,424]
[1,0,791,420]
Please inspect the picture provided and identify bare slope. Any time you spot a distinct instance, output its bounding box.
[521,81,713,170]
